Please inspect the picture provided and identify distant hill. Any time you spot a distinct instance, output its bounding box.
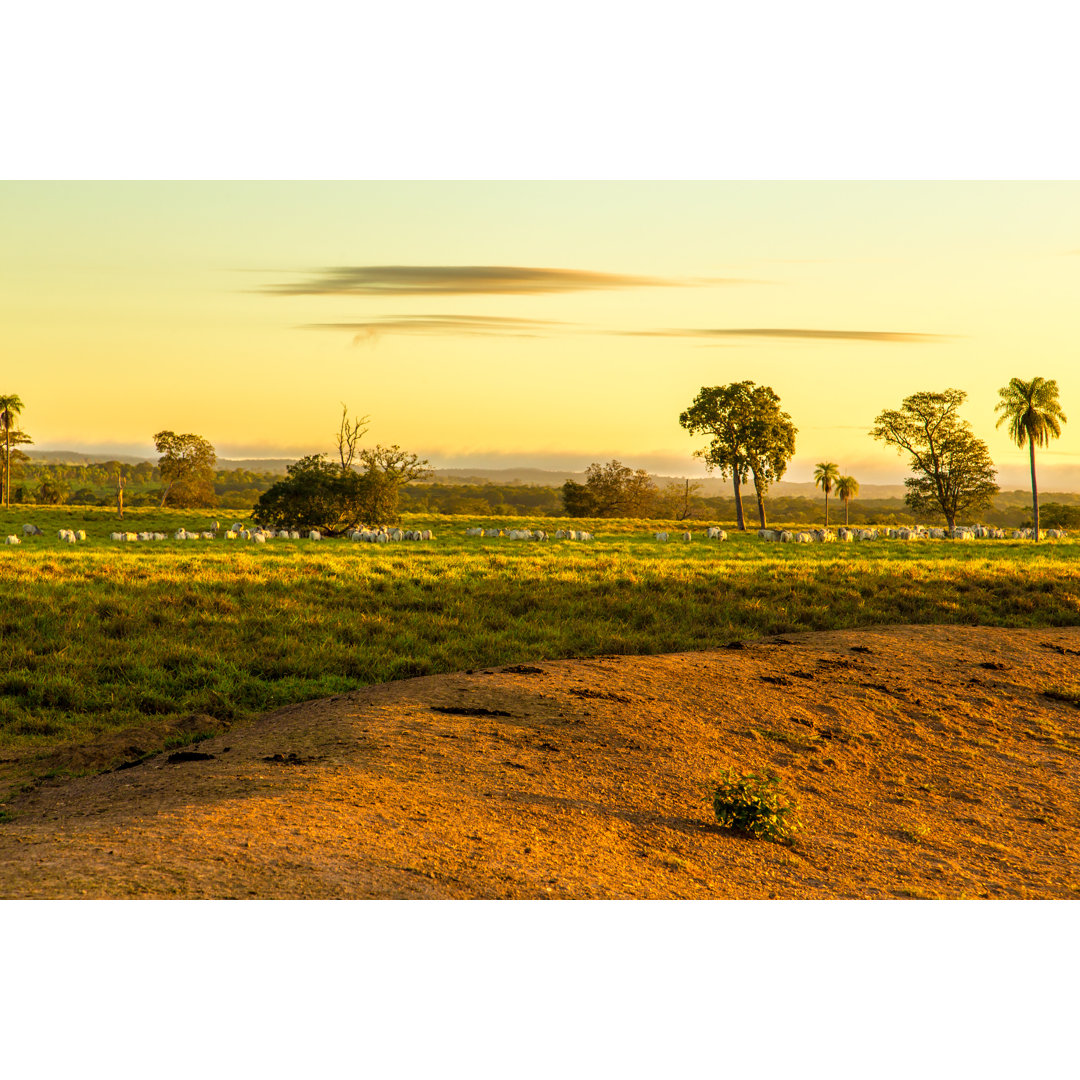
[27,451,294,474]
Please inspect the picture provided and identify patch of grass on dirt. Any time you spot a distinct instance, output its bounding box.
[1043,686,1080,708]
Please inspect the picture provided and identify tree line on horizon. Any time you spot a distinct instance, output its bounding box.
[0,378,1069,534]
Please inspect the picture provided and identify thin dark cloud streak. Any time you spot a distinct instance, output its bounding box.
[302,314,573,342]
[266,265,757,296]
[621,328,951,343]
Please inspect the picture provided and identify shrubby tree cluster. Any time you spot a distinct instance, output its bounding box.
[254,408,429,535]
[561,460,657,517]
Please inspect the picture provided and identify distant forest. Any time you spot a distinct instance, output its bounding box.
[9,461,1078,526]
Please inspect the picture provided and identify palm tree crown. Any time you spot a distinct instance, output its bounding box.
[995,377,1067,540]
[995,377,1066,447]
[814,461,840,527]
[834,475,860,526]
[0,394,22,433]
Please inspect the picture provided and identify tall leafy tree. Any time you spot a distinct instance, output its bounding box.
[680,381,796,531]
[154,430,218,508]
[813,462,840,526]
[834,475,860,526]
[871,389,998,529]
[0,394,30,509]
[745,386,798,528]
[995,377,1067,540]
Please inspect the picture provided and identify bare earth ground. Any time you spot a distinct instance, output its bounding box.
[1,625,1078,899]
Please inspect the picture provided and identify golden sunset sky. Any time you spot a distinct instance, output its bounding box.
[3,179,1078,485]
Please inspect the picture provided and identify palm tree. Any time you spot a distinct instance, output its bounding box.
[995,377,1067,540]
[834,474,860,526]
[0,394,25,510]
[813,461,840,527]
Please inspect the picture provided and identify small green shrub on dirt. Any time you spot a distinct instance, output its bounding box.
[712,769,801,843]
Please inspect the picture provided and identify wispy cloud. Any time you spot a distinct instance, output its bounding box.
[265,265,754,296]
[302,314,572,343]
[621,327,950,343]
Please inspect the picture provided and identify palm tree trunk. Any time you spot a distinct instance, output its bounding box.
[844,498,849,526]
[3,428,8,509]
[1029,437,1039,541]
[732,473,746,531]
[824,490,829,528]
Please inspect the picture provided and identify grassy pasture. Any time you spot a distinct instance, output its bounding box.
[1,505,1078,764]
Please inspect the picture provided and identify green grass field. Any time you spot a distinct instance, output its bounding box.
[2,505,1078,763]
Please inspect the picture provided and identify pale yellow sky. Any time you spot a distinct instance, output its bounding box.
[4,180,1078,486]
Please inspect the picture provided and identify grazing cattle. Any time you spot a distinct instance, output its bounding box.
[308,530,321,541]
[253,532,266,543]
[780,531,794,543]
[654,532,669,542]
[225,530,238,540]
[682,531,692,541]
[465,527,484,537]
[5,535,20,544]
[483,528,501,537]
[23,524,43,536]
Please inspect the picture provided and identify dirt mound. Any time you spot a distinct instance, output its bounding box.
[1,626,1078,898]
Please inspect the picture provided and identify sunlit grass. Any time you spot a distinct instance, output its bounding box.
[0,506,1078,758]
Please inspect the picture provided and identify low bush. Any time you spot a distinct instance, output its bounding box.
[712,769,801,843]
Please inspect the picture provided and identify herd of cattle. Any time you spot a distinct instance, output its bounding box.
[752,524,1068,543]
[3,521,436,545]
[3,521,1070,547]
[464,527,594,541]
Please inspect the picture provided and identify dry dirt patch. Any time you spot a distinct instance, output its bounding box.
[1,625,1078,899]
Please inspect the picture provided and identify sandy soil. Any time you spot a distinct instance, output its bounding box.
[1,625,1078,899]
